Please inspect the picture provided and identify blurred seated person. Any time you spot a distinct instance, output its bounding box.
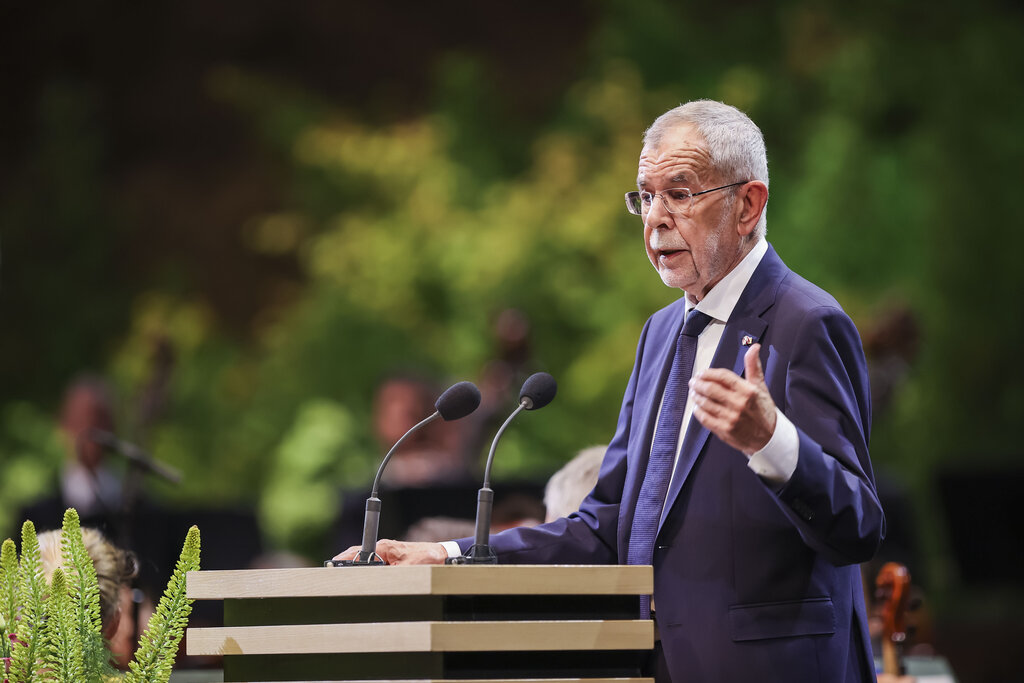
[373,374,473,488]
[38,526,139,668]
[403,494,544,543]
[401,446,606,543]
[404,516,476,543]
[21,375,122,533]
[458,308,534,465]
[491,493,545,531]
[329,374,477,550]
[544,445,607,523]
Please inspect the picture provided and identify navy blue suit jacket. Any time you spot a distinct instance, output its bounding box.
[460,245,884,682]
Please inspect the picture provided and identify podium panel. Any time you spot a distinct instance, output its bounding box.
[186,565,653,683]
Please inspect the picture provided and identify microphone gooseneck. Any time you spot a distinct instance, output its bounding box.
[371,381,482,498]
[454,372,557,565]
[354,411,440,565]
[331,380,481,566]
[88,429,183,484]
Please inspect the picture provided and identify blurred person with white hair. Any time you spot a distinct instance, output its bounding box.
[543,445,606,523]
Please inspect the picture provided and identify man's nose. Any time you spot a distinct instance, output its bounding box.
[644,195,673,231]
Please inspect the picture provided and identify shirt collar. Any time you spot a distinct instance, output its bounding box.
[686,238,768,323]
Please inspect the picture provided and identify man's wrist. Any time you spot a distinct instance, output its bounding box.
[440,540,462,559]
[747,408,798,487]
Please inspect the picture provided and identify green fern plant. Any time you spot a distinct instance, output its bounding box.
[59,510,108,682]
[123,525,200,683]
[1,511,201,683]
[1,538,19,660]
[43,567,86,682]
[10,521,47,683]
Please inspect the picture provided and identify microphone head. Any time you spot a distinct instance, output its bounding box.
[519,372,557,410]
[435,381,482,421]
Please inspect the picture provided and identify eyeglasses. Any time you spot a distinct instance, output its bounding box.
[624,181,749,216]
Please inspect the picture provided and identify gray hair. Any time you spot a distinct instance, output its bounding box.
[644,100,769,239]
[544,445,607,523]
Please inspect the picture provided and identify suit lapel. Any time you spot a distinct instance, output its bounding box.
[656,246,787,535]
[621,301,688,538]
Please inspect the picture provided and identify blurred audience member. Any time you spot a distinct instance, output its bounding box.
[544,445,606,523]
[491,493,545,531]
[248,551,311,569]
[404,516,476,543]
[20,375,122,534]
[402,494,545,543]
[373,374,472,488]
[863,303,920,421]
[459,308,535,468]
[861,304,933,664]
[59,375,122,519]
[38,526,140,668]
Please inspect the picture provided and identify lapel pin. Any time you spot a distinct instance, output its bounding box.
[741,335,755,347]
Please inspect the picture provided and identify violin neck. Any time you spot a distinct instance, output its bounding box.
[882,638,902,676]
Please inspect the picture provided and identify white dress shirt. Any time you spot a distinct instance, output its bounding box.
[664,237,798,494]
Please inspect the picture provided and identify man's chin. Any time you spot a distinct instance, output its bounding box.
[657,269,697,292]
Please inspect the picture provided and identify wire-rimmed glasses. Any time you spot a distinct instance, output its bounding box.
[624,181,748,216]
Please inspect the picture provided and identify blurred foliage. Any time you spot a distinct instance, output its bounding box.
[0,404,65,536]
[2,0,1023,580]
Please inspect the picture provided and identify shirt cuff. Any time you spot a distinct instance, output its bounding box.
[440,540,463,558]
[746,408,798,487]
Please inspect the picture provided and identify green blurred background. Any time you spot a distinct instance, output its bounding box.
[2,1,1023,679]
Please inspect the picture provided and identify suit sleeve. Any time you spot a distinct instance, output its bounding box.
[770,305,885,566]
[457,319,653,564]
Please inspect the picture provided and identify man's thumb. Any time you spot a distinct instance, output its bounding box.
[744,343,765,384]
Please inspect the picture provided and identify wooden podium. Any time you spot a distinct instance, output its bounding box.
[186,565,654,683]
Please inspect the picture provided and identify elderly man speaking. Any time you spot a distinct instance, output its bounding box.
[336,100,884,683]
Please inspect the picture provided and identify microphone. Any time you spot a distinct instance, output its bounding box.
[450,372,557,564]
[88,429,183,484]
[329,380,481,566]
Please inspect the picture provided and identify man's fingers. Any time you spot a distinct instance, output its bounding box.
[692,367,742,389]
[693,405,740,450]
[332,545,362,561]
[690,376,738,407]
[744,344,764,384]
[375,540,448,565]
[333,540,446,565]
[693,344,763,388]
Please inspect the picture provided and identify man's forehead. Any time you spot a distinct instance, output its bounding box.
[637,155,712,188]
[636,124,712,186]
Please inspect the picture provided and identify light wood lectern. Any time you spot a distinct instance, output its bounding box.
[186,565,654,683]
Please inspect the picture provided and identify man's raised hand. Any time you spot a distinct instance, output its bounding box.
[690,343,777,455]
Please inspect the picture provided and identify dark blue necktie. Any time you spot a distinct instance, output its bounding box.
[627,307,713,618]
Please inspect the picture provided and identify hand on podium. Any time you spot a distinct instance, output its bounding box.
[333,539,448,565]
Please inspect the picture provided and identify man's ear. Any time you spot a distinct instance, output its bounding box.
[736,181,769,237]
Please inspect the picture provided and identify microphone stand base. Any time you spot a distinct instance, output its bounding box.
[446,544,498,564]
[324,559,386,567]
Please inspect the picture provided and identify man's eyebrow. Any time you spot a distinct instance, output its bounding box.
[637,171,694,188]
